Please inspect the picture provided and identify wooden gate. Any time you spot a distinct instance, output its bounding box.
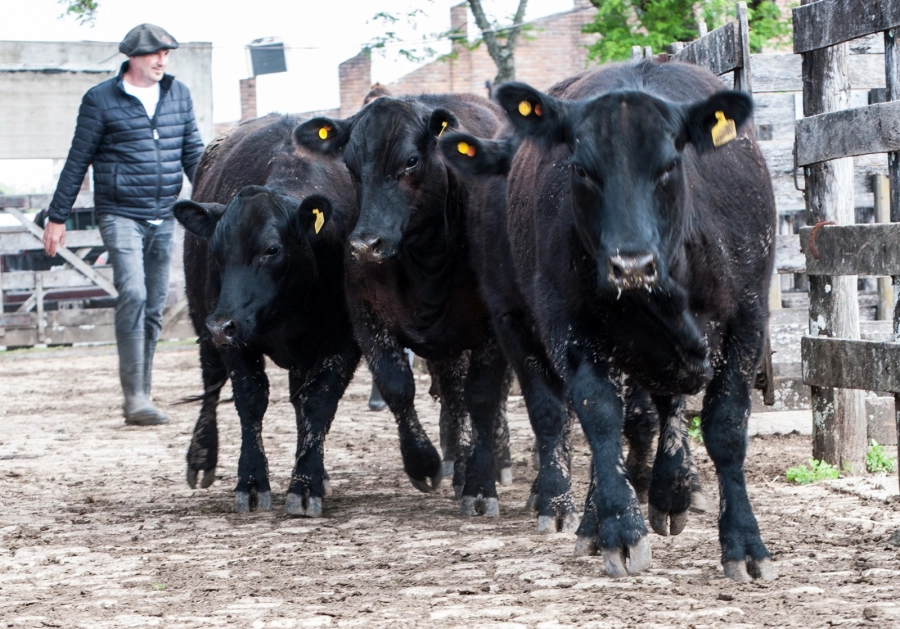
[794,0,900,474]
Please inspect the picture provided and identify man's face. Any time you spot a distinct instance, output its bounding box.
[128,49,169,85]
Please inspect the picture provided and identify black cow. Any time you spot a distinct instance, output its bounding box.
[294,94,576,528]
[440,61,776,581]
[172,114,436,516]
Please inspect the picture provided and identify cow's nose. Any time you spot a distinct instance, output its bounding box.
[350,236,386,262]
[607,253,658,291]
[207,318,238,346]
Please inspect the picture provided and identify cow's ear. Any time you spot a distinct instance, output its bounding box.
[295,195,332,241]
[429,108,459,139]
[682,90,753,154]
[494,82,568,146]
[172,200,227,240]
[439,131,519,177]
[293,117,351,156]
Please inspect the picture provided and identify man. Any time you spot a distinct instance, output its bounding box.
[43,23,204,426]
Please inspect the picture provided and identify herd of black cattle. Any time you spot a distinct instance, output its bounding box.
[170,58,777,582]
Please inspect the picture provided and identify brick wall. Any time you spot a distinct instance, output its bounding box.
[335,2,599,116]
[240,77,257,122]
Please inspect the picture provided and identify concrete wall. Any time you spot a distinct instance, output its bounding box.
[0,40,213,160]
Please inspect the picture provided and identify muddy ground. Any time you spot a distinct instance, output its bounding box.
[2,341,900,628]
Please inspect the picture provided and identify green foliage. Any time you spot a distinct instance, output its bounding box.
[866,439,897,474]
[59,0,98,26]
[785,459,840,485]
[687,415,703,443]
[151,582,166,591]
[584,0,792,64]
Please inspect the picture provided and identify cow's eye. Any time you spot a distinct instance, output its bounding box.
[572,164,587,179]
[264,245,281,257]
[405,156,419,170]
[658,160,679,186]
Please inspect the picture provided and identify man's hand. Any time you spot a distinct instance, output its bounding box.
[43,221,67,257]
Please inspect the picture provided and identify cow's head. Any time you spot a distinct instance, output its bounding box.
[173,185,332,346]
[493,81,752,297]
[293,98,459,263]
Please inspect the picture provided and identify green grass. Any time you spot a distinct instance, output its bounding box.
[786,458,840,485]
[866,439,897,474]
[151,583,166,591]
[687,416,703,443]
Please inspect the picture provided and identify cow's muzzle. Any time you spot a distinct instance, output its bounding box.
[206,316,238,346]
[608,252,659,292]
[349,235,396,263]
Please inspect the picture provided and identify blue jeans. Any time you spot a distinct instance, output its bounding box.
[98,214,175,344]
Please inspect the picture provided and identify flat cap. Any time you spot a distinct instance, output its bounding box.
[119,23,179,57]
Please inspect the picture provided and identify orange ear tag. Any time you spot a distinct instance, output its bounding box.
[534,103,542,117]
[318,125,331,140]
[312,209,324,234]
[518,100,532,116]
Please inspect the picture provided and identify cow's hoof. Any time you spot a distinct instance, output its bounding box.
[573,535,598,557]
[453,485,463,500]
[497,467,513,486]
[648,504,688,536]
[187,468,198,489]
[322,478,332,497]
[257,491,272,511]
[285,493,323,518]
[537,511,580,534]
[187,467,215,489]
[460,495,499,517]
[525,491,539,511]
[409,473,441,493]
[441,460,454,479]
[602,537,652,577]
[689,489,710,513]
[234,491,251,513]
[723,557,776,581]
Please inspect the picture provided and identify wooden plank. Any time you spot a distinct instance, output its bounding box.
[0,267,114,291]
[799,9,867,470]
[1,207,117,298]
[752,52,887,92]
[794,0,900,54]
[798,223,900,275]
[795,101,900,166]
[0,229,103,252]
[733,2,752,93]
[802,335,900,392]
[672,20,741,76]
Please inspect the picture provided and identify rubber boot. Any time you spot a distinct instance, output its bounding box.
[119,333,168,426]
[143,336,170,424]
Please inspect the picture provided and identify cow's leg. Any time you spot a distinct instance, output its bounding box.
[357,310,442,492]
[622,381,657,505]
[428,357,471,499]
[459,337,508,517]
[493,370,513,486]
[493,310,576,533]
[186,337,226,489]
[569,355,651,577]
[227,352,272,513]
[703,323,775,581]
[645,394,710,536]
[285,335,361,517]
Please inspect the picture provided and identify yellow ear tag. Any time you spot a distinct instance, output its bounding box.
[438,120,448,138]
[312,208,324,234]
[457,141,476,157]
[518,100,533,116]
[711,111,736,148]
[318,126,331,140]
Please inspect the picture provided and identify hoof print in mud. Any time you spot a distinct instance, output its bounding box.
[285,492,323,518]
[234,490,272,514]
[460,495,499,517]
[723,557,777,582]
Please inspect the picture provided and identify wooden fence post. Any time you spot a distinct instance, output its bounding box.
[873,174,894,320]
[800,0,866,472]
[885,25,900,485]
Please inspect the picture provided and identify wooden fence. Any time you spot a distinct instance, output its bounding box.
[0,204,193,347]
[793,0,900,476]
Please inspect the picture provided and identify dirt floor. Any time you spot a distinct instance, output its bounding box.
[2,341,900,628]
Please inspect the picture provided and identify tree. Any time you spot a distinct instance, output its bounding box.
[369,0,530,84]
[59,0,98,25]
[583,0,791,64]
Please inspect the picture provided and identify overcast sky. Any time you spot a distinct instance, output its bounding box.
[0,0,569,123]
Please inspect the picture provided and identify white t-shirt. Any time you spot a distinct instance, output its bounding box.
[123,80,160,119]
